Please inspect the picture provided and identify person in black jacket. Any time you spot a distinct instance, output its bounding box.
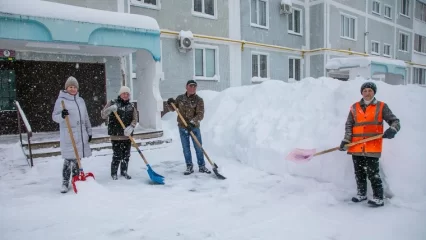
[101,86,137,180]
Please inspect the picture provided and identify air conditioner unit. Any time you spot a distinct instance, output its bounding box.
[178,30,194,53]
[280,3,293,15]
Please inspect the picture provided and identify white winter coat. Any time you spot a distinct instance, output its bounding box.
[52,90,92,159]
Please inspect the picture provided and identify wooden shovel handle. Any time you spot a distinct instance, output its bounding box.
[313,134,383,157]
[61,100,82,169]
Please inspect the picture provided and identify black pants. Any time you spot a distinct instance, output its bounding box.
[352,155,383,199]
[111,140,132,176]
[62,159,79,186]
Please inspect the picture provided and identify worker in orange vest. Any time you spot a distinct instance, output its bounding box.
[339,82,400,207]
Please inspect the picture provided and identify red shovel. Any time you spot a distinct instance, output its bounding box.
[285,134,383,162]
[61,101,95,193]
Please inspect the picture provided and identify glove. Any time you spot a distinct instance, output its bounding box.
[88,135,92,142]
[107,104,118,113]
[383,127,397,139]
[186,121,196,132]
[124,125,134,136]
[167,98,176,105]
[339,140,350,151]
[61,109,69,119]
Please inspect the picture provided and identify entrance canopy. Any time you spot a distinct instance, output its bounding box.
[0,0,161,60]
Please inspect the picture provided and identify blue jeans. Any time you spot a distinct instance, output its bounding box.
[178,127,205,167]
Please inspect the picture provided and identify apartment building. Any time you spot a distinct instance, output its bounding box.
[127,0,426,91]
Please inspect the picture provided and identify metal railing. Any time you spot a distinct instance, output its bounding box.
[14,100,34,167]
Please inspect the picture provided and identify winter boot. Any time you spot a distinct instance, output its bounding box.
[184,165,194,175]
[368,197,384,207]
[199,165,211,174]
[60,183,69,193]
[121,171,132,180]
[351,194,367,203]
[111,174,118,180]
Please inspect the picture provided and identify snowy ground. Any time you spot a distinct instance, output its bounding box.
[1,77,425,240]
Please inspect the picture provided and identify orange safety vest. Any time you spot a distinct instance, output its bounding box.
[347,101,384,154]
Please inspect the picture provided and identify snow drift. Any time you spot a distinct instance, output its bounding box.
[186,77,426,200]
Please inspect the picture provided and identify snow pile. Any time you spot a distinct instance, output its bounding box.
[325,56,407,70]
[190,77,426,199]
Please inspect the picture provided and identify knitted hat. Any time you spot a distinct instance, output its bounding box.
[118,86,131,95]
[360,81,377,94]
[65,76,79,90]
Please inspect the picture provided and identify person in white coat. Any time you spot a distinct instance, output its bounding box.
[52,76,92,193]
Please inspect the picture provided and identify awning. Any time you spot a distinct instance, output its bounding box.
[0,0,161,61]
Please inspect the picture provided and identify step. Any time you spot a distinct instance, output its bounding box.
[22,130,164,150]
[24,136,172,159]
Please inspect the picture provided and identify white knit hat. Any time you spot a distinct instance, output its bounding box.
[65,76,79,90]
[118,86,131,95]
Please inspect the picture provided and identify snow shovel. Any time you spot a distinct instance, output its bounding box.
[170,103,226,180]
[113,111,165,185]
[285,134,384,162]
[61,100,95,193]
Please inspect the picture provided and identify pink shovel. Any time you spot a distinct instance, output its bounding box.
[285,134,383,162]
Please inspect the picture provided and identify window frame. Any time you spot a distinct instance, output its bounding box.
[130,0,161,10]
[383,43,392,57]
[288,57,302,81]
[193,43,220,81]
[399,32,409,52]
[340,13,357,41]
[192,0,218,20]
[372,1,381,15]
[384,4,392,19]
[288,7,303,36]
[250,0,269,29]
[400,0,410,17]
[251,51,270,82]
[371,41,380,55]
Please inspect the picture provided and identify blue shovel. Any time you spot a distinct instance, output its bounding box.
[113,111,165,184]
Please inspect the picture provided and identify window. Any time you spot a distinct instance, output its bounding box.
[289,58,301,81]
[383,44,391,56]
[415,0,426,22]
[384,5,392,19]
[371,41,380,55]
[252,53,268,79]
[401,0,409,16]
[131,0,161,9]
[399,32,409,51]
[193,0,215,17]
[414,34,426,53]
[340,14,356,40]
[0,70,16,111]
[288,8,302,35]
[372,1,380,15]
[194,45,218,80]
[251,0,268,28]
[413,68,426,85]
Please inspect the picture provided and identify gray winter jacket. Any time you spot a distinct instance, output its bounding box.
[52,90,92,159]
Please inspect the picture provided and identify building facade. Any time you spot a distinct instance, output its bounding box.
[1,0,425,134]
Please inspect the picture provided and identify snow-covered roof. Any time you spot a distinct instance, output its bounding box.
[0,0,160,31]
[325,56,407,70]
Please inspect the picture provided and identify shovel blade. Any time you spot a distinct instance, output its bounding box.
[212,163,226,180]
[147,165,165,185]
[285,148,317,162]
[71,171,96,193]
